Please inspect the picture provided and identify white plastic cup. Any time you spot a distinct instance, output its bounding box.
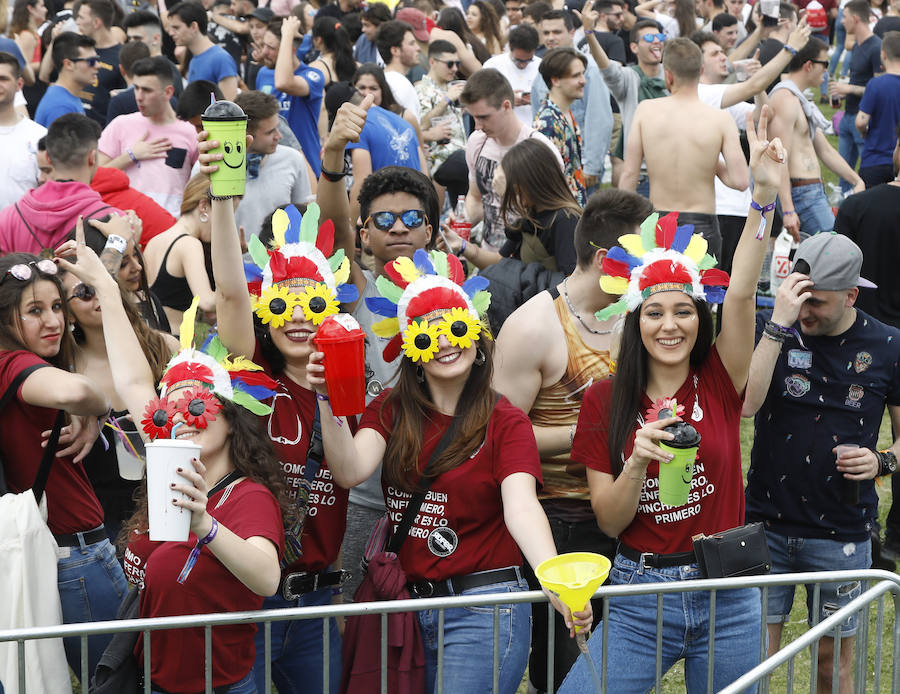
[146,439,200,541]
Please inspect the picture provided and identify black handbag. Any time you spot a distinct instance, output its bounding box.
[692,522,771,579]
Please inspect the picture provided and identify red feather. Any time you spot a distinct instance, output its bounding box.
[268,252,322,285]
[247,280,262,297]
[639,259,693,292]
[384,261,410,289]
[161,361,215,389]
[655,212,679,249]
[603,257,632,279]
[447,253,465,285]
[315,219,335,257]
[406,287,467,321]
[700,268,730,286]
[229,369,278,390]
[383,334,403,362]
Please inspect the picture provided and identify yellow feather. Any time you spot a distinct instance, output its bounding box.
[333,257,350,286]
[179,296,199,350]
[619,234,645,258]
[372,317,400,338]
[684,235,708,264]
[600,276,629,294]
[392,256,421,283]
[224,355,262,372]
[272,208,289,248]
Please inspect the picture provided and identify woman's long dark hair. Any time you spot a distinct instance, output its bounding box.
[606,299,713,476]
[313,15,357,82]
[673,0,697,39]
[470,0,504,54]
[500,138,582,229]
[0,253,75,369]
[118,398,295,548]
[438,7,491,64]
[352,63,402,115]
[9,0,39,36]
[380,324,496,492]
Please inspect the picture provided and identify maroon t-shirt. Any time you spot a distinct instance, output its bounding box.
[573,346,745,554]
[0,350,104,534]
[253,342,350,574]
[132,478,284,692]
[360,392,542,582]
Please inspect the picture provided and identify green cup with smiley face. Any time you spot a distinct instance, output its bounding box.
[658,423,701,508]
[202,100,248,197]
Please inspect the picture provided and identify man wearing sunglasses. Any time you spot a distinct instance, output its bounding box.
[484,24,542,125]
[73,0,126,127]
[35,32,99,128]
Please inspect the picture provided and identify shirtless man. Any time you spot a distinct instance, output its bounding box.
[768,37,865,239]
[494,188,653,694]
[621,37,748,260]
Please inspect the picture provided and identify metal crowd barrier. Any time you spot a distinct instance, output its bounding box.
[0,570,897,694]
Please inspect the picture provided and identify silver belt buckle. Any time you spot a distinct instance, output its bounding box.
[639,552,654,573]
[281,571,310,601]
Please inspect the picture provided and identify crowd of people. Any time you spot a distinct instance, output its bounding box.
[0,0,899,691]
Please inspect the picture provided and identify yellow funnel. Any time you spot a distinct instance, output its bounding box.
[535,552,611,628]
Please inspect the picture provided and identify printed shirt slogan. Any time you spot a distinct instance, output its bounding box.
[387,486,458,557]
[637,460,717,524]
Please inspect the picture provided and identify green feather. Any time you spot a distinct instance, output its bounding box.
[231,390,272,416]
[698,254,716,270]
[640,213,659,251]
[248,234,269,268]
[472,290,491,315]
[432,251,448,278]
[595,298,628,322]
[299,203,320,244]
[328,248,345,272]
[204,335,228,362]
[376,275,403,304]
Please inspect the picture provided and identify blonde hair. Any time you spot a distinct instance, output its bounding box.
[180,173,211,216]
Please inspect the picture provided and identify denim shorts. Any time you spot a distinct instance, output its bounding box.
[764,531,871,636]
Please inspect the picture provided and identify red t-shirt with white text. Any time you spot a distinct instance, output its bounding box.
[360,392,542,582]
[133,478,284,692]
[573,346,745,554]
[0,350,104,534]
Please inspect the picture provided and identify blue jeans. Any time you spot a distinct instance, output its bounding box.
[558,554,762,694]
[791,182,834,235]
[57,535,128,682]
[415,574,531,694]
[152,670,257,693]
[251,588,341,694]
[764,531,871,637]
[838,111,865,193]
[828,10,851,79]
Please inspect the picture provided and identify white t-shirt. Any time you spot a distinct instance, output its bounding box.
[384,70,422,120]
[697,82,753,217]
[0,116,47,210]
[98,112,199,217]
[483,53,540,126]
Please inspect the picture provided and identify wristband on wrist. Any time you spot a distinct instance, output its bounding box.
[783,210,796,217]
[750,199,776,214]
[177,517,218,584]
[457,239,467,257]
[321,163,349,182]
[126,148,140,168]
[878,450,898,477]
[104,233,127,254]
[782,44,798,55]
[316,393,329,402]
[209,193,236,201]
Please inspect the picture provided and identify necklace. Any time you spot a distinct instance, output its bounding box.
[562,278,612,335]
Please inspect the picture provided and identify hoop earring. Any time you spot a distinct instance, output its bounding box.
[474,348,486,367]
[199,212,209,223]
[415,364,425,383]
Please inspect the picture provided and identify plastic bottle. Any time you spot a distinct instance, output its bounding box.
[451,195,471,242]
[805,1,828,32]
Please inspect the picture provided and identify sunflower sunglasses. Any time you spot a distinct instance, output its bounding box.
[254,283,340,329]
[401,308,482,363]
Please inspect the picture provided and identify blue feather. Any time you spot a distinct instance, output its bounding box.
[462,276,489,296]
[285,205,302,244]
[336,284,359,304]
[244,262,263,281]
[233,379,277,399]
[704,286,726,304]
[606,245,641,270]
[670,224,695,254]
[413,248,435,275]
[365,296,399,316]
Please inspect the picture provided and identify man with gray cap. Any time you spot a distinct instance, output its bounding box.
[742,231,900,693]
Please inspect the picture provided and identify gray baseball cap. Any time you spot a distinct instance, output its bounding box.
[792,232,877,291]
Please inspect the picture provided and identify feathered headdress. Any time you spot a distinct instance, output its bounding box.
[142,297,278,439]
[366,249,491,363]
[243,203,359,328]
[595,212,730,321]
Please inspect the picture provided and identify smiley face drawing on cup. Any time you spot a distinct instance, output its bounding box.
[221,138,245,169]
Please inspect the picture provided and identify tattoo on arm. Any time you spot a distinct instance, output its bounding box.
[99,247,124,277]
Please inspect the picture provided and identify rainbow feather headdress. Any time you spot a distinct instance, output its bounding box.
[596,212,730,321]
[142,297,278,440]
[367,249,491,363]
[243,203,359,328]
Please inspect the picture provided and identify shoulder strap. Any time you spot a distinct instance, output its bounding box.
[0,364,44,412]
[386,419,457,554]
[547,285,560,300]
[13,203,47,253]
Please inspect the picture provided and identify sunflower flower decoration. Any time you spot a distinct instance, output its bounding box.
[366,249,491,363]
[141,298,279,440]
[244,203,358,328]
[596,212,730,321]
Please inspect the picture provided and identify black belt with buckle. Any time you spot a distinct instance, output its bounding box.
[54,525,107,548]
[407,566,520,598]
[280,569,351,601]
[619,543,696,568]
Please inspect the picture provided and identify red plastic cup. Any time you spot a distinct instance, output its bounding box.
[314,314,366,416]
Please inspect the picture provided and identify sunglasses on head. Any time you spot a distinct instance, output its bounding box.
[3,259,58,284]
[366,209,426,231]
[68,283,96,302]
[641,33,667,42]
[72,56,100,67]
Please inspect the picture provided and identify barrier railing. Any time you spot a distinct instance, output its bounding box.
[1,569,897,693]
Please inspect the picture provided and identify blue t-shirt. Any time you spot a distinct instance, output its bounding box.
[354,35,379,65]
[187,44,238,85]
[846,34,883,115]
[256,64,324,177]
[858,74,900,169]
[346,105,421,172]
[35,84,85,127]
[746,309,900,541]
